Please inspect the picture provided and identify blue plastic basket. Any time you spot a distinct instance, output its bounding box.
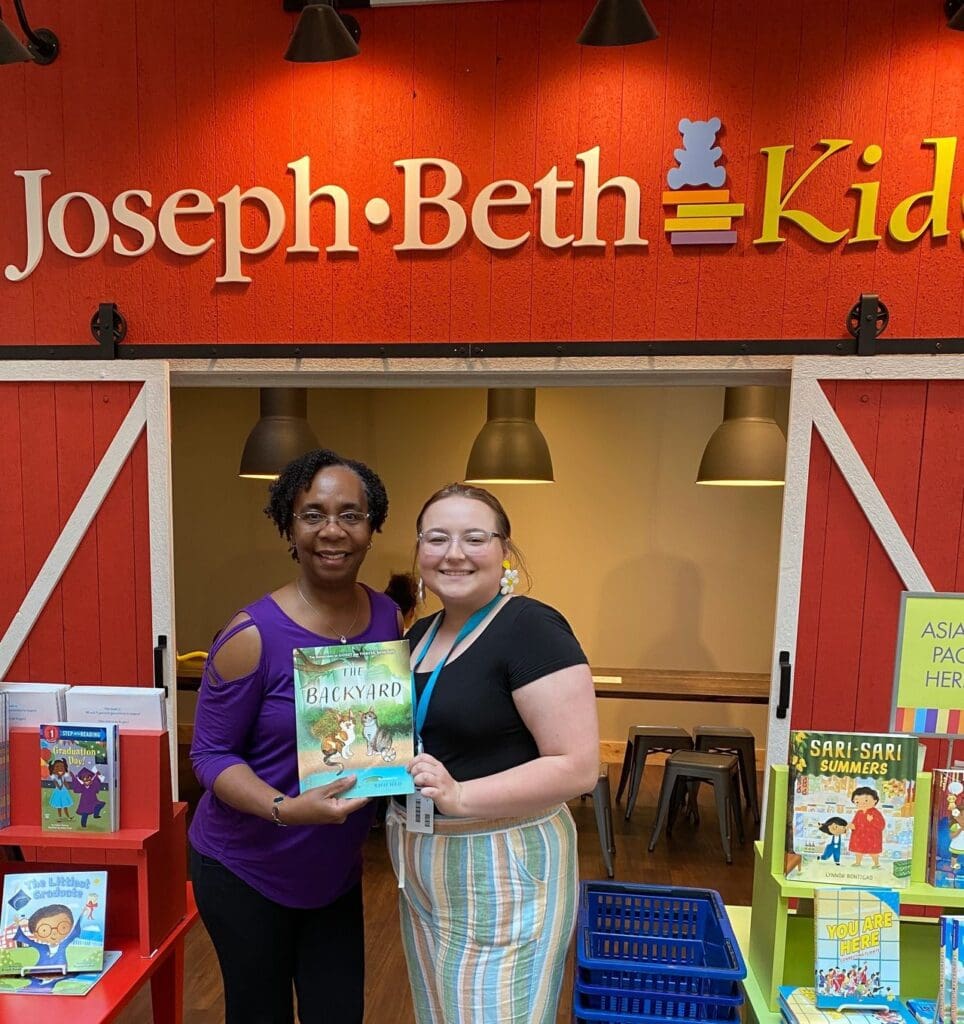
[573,985,744,1024]
[576,882,746,1000]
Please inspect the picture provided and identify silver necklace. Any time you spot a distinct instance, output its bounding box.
[296,581,362,643]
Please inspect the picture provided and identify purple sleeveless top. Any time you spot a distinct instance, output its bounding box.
[189,585,400,908]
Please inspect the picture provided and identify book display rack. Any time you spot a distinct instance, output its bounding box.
[0,727,196,1022]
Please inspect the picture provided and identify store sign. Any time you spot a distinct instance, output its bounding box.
[892,591,964,737]
[2,124,959,286]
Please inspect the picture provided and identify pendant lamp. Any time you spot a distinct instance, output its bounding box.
[284,1,360,63]
[239,388,320,480]
[578,0,659,47]
[696,386,786,487]
[947,1,964,31]
[464,389,554,485]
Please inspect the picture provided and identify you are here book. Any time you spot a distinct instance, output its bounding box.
[39,724,120,833]
[786,731,919,888]
[814,887,900,1009]
[0,871,107,978]
[780,987,915,1024]
[293,639,416,799]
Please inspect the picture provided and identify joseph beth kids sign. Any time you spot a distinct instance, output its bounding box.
[3,119,960,286]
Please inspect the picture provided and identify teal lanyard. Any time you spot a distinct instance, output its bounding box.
[413,593,502,751]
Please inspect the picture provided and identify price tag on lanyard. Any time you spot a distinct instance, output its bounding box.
[405,593,502,834]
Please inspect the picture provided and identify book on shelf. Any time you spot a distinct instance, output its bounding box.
[0,871,107,979]
[0,950,120,997]
[780,987,916,1024]
[928,770,964,889]
[814,887,900,1009]
[39,723,120,833]
[293,639,416,799]
[906,1000,936,1024]
[0,683,69,727]
[64,685,167,731]
[0,691,8,829]
[786,731,920,888]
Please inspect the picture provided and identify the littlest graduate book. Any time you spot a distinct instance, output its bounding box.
[0,872,107,978]
[293,639,416,799]
[39,723,119,833]
[786,731,919,888]
[814,887,900,1009]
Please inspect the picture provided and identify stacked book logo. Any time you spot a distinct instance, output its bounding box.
[663,117,745,245]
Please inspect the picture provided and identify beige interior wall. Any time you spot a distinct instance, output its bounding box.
[171,385,787,749]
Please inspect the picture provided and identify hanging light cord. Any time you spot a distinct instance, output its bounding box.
[11,0,43,49]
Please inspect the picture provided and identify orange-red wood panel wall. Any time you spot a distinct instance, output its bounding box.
[792,380,964,767]
[0,383,153,685]
[0,0,961,347]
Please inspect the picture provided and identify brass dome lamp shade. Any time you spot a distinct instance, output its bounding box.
[578,0,659,46]
[696,386,786,487]
[239,388,320,480]
[284,1,360,63]
[465,389,554,485]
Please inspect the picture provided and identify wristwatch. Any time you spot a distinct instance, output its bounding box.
[271,794,288,827]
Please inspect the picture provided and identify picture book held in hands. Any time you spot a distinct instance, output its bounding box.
[786,731,920,888]
[293,639,416,799]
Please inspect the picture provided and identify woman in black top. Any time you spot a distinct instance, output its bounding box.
[387,483,599,1024]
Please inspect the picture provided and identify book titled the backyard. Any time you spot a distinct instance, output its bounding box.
[0,871,107,979]
[293,639,416,799]
[786,731,919,888]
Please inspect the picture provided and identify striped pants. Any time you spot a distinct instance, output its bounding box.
[386,803,579,1024]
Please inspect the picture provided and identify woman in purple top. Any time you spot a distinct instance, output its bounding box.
[189,449,402,1024]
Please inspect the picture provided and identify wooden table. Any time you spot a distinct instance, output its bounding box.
[592,667,770,704]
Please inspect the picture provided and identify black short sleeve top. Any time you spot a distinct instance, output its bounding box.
[406,596,588,782]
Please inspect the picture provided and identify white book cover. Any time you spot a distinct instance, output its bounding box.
[64,686,167,732]
[0,684,69,727]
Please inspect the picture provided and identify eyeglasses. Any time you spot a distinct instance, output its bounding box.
[34,920,72,938]
[418,530,503,553]
[292,510,371,529]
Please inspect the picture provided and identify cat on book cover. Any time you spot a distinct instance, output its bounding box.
[321,712,357,767]
[361,708,397,763]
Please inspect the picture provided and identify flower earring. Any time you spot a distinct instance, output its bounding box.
[500,560,519,596]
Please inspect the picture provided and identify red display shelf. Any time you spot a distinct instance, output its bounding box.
[0,884,198,1024]
[0,825,157,850]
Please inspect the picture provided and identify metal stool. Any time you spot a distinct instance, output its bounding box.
[647,750,745,864]
[592,764,616,878]
[694,725,760,823]
[616,726,693,821]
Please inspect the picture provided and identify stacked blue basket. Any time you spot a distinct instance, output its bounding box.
[574,881,747,1024]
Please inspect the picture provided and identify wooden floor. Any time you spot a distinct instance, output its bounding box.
[118,764,757,1023]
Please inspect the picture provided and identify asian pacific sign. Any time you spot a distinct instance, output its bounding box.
[892,591,964,737]
[3,118,960,287]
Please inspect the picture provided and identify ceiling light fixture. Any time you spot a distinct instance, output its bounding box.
[578,0,659,47]
[284,1,361,63]
[465,389,554,485]
[0,0,58,65]
[947,0,964,30]
[239,388,320,480]
[696,386,786,487]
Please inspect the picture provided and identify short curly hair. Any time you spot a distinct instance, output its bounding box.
[264,449,389,556]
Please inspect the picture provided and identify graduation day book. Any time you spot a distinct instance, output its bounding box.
[0,871,107,978]
[293,639,416,799]
[786,731,919,888]
[39,723,119,833]
[814,887,900,1009]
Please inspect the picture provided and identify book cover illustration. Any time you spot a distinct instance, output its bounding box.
[907,1000,936,1024]
[780,987,916,1024]
[39,723,119,833]
[928,770,964,889]
[293,639,416,799]
[0,872,106,979]
[786,731,919,888]
[0,950,120,997]
[814,887,900,1009]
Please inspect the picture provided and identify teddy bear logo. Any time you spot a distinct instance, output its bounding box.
[667,117,726,189]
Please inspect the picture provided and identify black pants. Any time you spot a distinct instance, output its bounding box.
[190,846,365,1024]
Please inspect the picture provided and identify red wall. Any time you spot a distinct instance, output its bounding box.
[792,380,964,766]
[0,0,961,348]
